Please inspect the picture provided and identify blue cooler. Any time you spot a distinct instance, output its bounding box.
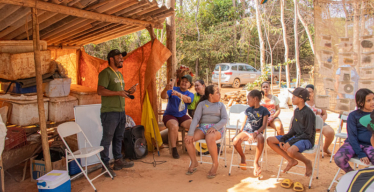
[37,170,71,192]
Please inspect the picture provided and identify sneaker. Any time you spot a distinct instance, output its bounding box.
[102,164,116,177]
[172,147,180,159]
[113,159,134,170]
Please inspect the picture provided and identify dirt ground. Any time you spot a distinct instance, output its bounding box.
[5,86,356,192]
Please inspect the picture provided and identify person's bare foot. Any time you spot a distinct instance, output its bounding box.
[253,162,261,176]
[283,159,298,173]
[188,160,198,173]
[305,160,313,177]
[208,163,219,176]
[323,148,332,156]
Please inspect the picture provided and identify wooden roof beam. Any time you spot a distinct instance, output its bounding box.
[0,6,29,31]
[45,20,94,42]
[0,10,46,38]
[65,23,120,43]
[89,26,144,45]
[0,4,21,21]
[47,23,92,44]
[69,24,132,44]
[0,0,155,26]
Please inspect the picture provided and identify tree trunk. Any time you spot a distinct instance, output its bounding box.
[281,0,290,88]
[195,58,199,79]
[180,0,183,14]
[195,0,200,41]
[264,7,273,94]
[255,0,265,73]
[232,0,237,53]
[294,0,301,87]
[297,4,314,54]
[166,0,176,83]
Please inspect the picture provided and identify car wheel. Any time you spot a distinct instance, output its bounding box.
[232,79,240,88]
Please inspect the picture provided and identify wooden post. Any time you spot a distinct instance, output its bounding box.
[218,66,221,88]
[166,0,176,83]
[32,7,52,173]
[206,68,208,85]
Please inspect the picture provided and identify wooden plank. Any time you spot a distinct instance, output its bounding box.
[0,6,30,31]
[48,45,81,49]
[84,0,116,11]
[103,0,136,15]
[0,3,6,10]
[0,4,21,21]
[78,26,140,45]
[48,23,93,44]
[72,24,132,44]
[40,16,80,39]
[113,0,148,16]
[0,0,155,26]
[65,23,120,44]
[32,7,52,173]
[88,26,144,45]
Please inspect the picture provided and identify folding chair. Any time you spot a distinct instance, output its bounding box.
[329,115,348,163]
[226,104,249,148]
[57,122,113,192]
[327,157,373,192]
[276,115,324,189]
[228,117,268,176]
[194,127,227,167]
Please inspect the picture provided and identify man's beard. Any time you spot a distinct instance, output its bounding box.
[115,60,123,68]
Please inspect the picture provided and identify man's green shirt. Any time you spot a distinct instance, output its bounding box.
[98,67,125,113]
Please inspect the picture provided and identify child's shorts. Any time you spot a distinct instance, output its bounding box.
[275,135,313,153]
[198,124,224,137]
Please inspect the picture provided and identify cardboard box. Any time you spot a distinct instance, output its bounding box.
[30,156,66,182]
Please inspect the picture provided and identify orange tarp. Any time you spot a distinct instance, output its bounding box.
[79,39,171,125]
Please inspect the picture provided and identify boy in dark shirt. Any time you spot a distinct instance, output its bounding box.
[267,87,316,177]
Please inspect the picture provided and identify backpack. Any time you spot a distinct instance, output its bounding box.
[123,125,148,160]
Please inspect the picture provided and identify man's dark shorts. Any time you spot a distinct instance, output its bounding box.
[163,115,191,126]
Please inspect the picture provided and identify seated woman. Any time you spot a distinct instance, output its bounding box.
[185,85,227,179]
[305,84,335,155]
[187,80,206,118]
[260,82,284,135]
[161,75,194,159]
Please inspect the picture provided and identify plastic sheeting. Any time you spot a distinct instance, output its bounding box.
[79,39,171,125]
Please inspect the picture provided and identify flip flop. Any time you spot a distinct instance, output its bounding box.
[254,166,262,177]
[185,168,197,175]
[293,182,304,192]
[207,174,217,179]
[239,163,247,170]
[280,179,293,189]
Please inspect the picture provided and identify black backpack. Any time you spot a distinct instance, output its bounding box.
[123,125,148,160]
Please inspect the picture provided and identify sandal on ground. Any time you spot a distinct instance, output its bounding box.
[207,174,216,179]
[185,168,197,175]
[293,182,304,191]
[280,179,293,189]
[254,166,262,177]
[239,163,247,170]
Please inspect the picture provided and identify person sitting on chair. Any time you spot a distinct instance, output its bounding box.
[233,89,270,177]
[267,87,316,177]
[161,75,194,159]
[187,80,206,118]
[185,85,227,179]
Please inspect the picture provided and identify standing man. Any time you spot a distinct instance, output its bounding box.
[97,49,135,177]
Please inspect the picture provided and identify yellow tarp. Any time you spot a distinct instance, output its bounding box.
[141,90,163,151]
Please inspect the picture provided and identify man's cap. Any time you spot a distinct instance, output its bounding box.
[305,84,314,90]
[181,74,192,84]
[107,49,122,62]
[289,87,310,101]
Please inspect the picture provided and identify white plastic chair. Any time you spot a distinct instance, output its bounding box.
[228,118,268,176]
[57,122,113,192]
[195,127,227,167]
[226,104,249,148]
[329,115,348,163]
[327,157,373,192]
[276,115,324,189]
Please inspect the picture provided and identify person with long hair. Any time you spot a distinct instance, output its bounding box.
[334,89,374,173]
[260,82,284,135]
[188,80,206,118]
[185,85,227,179]
[161,75,194,159]
[233,90,270,177]
[304,84,335,155]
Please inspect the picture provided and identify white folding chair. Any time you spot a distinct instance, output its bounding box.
[226,104,249,148]
[228,118,268,176]
[195,127,227,167]
[57,122,113,192]
[329,115,348,163]
[327,157,373,192]
[276,115,324,189]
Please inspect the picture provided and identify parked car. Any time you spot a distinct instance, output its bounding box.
[211,63,261,88]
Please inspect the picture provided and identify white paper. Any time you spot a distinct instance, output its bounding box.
[360,66,374,80]
[359,80,374,91]
[339,37,353,52]
[361,51,374,67]
[74,104,113,166]
[323,78,335,90]
[338,52,355,66]
[319,62,334,76]
[361,35,374,53]
[321,35,332,49]
[338,81,355,95]
[315,95,330,109]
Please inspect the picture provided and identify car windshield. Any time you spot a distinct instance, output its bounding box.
[214,65,230,71]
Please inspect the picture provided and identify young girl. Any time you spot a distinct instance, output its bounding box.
[334,88,374,173]
[260,82,284,135]
[233,90,270,176]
